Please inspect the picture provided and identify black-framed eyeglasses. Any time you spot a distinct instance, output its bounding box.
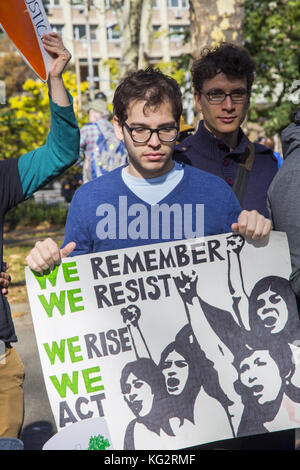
[201,89,249,104]
[123,122,179,143]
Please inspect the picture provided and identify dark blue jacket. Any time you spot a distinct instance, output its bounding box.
[174,121,278,218]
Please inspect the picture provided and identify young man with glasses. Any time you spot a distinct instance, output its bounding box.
[174,43,278,218]
[26,67,271,271]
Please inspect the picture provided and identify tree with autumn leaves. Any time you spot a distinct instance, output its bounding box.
[244,0,300,135]
[0,70,88,160]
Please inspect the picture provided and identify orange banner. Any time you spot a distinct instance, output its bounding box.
[0,0,51,82]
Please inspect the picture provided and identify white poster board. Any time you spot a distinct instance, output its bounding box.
[25,232,300,450]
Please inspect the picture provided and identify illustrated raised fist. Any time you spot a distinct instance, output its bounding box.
[226,234,245,254]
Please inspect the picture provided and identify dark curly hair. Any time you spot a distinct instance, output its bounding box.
[113,67,182,124]
[191,43,256,95]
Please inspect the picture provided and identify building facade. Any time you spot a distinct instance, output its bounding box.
[42,0,191,96]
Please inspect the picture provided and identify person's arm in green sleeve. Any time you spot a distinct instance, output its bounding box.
[17,32,80,199]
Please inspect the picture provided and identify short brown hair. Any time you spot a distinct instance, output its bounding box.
[113,67,182,123]
[192,43,256,94]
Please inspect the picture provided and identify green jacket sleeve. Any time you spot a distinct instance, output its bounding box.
[17,92,80,200]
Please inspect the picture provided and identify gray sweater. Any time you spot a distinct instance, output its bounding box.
[268,109,300,297]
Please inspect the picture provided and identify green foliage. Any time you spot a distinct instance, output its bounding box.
[244,0,300,135]
[88,434,110,450]
[0,108,28,159]
[0,71,88,160]
[0,52,35,98]
[5,199,68,229]
[156,54,192,98]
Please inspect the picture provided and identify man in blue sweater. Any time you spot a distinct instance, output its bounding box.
[174,43,278,218]
[26,68,272,449]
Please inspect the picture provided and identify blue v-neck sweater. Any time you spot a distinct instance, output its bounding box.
[63,164,241,256]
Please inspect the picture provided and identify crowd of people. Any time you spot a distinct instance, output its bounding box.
[0,30,299,451]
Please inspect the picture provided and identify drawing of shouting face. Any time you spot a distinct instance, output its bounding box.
[123,372,154,417]
[120,358,165,420]
[161,350,189,396]
[256,287,288,334]
[239,350,282,405]
[249,276,298,340]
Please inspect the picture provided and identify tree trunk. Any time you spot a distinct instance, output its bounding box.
[138,0,153,69]
[95,0,111,96]
[190,0,245,60]
[159,0,170,63]
[116,0,143,78]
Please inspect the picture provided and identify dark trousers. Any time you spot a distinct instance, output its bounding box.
[191,429,295,450]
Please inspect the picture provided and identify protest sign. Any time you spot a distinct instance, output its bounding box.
[43,417,112,451]
[0,0,51,82]
[25,231,300,450]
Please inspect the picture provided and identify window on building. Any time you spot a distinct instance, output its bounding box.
[43,0,61,6]
[74,25,85,40]
[73,25,98,41]
[79,58,100,88]
[50,24,64,37]
[107,24,121,42]
[152,25,161,41]
[152,0,159,8]
[90,25,98,40]
[169,25,188,42]
[71,0,96,7]
[71,0,84,6]
[168,0,189,8]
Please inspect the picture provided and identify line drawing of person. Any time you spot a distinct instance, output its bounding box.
[158,324,202,425]
[120,357,173,450]
[248,276,300,343]
[160,344,189,397]
[120,308,234,447]
[158,324,234,442]
[225,234,299,346]
[172,234,300,439]
[194,234,300,380]
[225,234,300,391]
[173,271,244,436]
[233,341,300,437]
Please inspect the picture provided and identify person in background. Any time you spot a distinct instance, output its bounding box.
[0,32,80,439]
[258,136,283,169]
[176,116,194,144]
[268,109,300,309]
[80,94,114,183]
[174,43,278,218]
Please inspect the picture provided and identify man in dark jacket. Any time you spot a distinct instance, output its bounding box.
[174,43,278,218]
[268,109,300,305]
